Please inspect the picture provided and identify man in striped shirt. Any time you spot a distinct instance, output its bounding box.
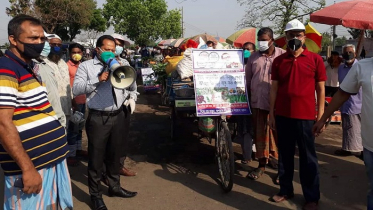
[0,15,72,209]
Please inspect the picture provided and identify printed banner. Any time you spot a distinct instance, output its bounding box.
[192,49,251,117]
[141,68,160,91]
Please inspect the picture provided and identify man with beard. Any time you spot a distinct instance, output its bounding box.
[43,34,72,124]
[269,19,326,210]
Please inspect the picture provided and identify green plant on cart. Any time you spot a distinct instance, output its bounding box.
[149,62,168,87]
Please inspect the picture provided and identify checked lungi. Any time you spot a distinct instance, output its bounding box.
[251,108,278,160]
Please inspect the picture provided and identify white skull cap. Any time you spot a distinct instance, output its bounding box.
[284,19,305,32]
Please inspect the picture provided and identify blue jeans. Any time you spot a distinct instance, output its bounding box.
[364,148,373,210]
[67,104,86,157]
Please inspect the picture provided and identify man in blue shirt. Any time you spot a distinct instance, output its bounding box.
[334,44,363,158]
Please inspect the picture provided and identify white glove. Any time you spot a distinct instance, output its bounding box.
[124,98,136,114]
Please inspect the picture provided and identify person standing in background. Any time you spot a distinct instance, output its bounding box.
[334,44,363,158]
[66,43,88,166]
[246,27,285,182]
[43,33,72,125]
[325,51,342,97]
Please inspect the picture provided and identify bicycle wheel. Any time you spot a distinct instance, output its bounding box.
[215,119,234,192]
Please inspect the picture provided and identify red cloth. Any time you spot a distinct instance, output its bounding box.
[271,48,326,120]
[67,60,86,105]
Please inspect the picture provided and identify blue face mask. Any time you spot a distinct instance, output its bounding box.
[115,46,124,56]
[40,42,51,57]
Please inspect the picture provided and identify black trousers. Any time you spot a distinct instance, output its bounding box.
[276,116,320,203]
[119,105,131,167]
[86,110,125,199]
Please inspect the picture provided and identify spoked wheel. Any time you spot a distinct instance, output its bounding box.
[215,119,234,192]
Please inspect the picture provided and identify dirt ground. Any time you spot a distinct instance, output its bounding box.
[64,84,368,210]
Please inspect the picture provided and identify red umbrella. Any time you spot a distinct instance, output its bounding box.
[310,0,373,29]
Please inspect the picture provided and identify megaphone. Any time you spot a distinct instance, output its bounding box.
[106,59,137,89]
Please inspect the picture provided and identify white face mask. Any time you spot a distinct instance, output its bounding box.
[258,41,271,52]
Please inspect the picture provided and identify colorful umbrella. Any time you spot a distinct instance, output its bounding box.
[310,0,373,30]
[189,34,218,44]
[214,36,226,43]
[170,38,186,47]
[226,28,258,48]
[274,23,322,53]
[158,39,176,46]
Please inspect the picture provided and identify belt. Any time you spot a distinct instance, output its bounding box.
[89,107,123,116]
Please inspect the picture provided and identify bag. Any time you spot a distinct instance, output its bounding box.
[198,117,216,133]
[176,48,194,79]
[165,55,184,74]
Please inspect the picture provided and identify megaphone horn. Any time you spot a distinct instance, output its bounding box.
[107,59,137,89]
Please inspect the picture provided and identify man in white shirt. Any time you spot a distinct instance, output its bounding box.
[313,58,373,209]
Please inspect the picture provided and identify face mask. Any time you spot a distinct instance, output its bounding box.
[115,46,123,56]
[40,42,51,57]
[72,54,82,62]
[258,41,272,52]
[287,38,302,51]
[244,50,251,58]
[50,46,62,55]
[343,52,355,63]
[99,48,115,63]
[18,40,45,59]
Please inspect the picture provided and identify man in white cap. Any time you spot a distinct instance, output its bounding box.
[43,33,72,129]
[269,19,326,210]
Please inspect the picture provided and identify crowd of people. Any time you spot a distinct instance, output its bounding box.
[0,14,372,210]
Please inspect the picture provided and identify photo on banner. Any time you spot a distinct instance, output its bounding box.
[192,49,251,117]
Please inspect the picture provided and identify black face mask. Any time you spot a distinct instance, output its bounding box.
[342,52,354,62]
[287,38,302,51]
[18,40,45,59]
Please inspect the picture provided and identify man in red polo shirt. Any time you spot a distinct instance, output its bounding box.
[269,19,326,210]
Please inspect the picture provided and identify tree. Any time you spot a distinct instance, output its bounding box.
[6,0,39,17]
[7,0,97,41]
[321,32,331,50]
[237,0,325,35]
[347,28,361,39]
[335,36,347,47]
[159,9,182,39]
[103,0,182,46]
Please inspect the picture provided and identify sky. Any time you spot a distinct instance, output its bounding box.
[0,0,352,44]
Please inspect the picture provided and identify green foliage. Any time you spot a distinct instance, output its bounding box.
[151,62,168,85]
[88,9,107,32]
[237,0,325,35]
[321,32,331,48]
[335,36,347,47]
[7,0,101,41]
[103,0,182,46]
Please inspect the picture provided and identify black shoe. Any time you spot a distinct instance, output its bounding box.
[108,187,137,198]
[91,198,107,210]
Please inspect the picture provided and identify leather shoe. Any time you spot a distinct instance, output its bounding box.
[91,199,107,210]
[108,187,137,198]
[303,202,318,210]
[119,167,137,176]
